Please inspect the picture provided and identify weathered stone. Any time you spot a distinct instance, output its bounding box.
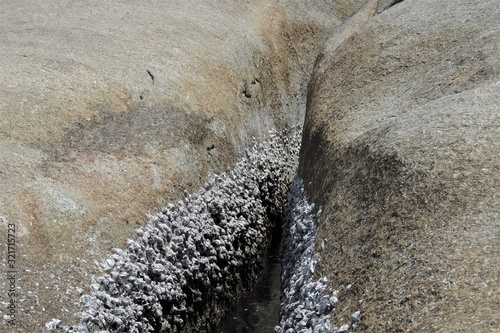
[5,0,498,331]
[64,129,299,333]
[0,0,369,331]
[301,0,500,331]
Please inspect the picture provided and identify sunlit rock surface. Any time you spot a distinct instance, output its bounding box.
[301,0,500,331]
[0,1,368,330]
[2,0,499,331]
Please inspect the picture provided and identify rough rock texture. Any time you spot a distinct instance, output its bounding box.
[276,176,337,333]
[300,0,500,331]
[4,0,499,332]
[0,0,369,332]
[52,129,299,333]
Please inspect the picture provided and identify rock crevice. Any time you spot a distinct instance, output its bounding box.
[49,129,300,333]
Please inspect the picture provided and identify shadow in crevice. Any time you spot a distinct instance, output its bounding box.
[214,220,282,333]
[378,0,405,13]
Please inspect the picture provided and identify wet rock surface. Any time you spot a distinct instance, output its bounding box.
[215,228,281,333]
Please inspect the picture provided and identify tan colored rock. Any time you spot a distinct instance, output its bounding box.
[301,0,500,331]
[0,0,372,331]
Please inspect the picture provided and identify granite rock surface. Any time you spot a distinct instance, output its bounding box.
[301,0,500,331]
[1,0,499,332]
[0,0,368,331]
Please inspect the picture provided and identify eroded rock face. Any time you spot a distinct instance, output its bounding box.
[0,0,370,331]
[301,0,500,331]
[63,129,299,333]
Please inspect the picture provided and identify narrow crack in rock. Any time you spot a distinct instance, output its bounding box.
[47,127,301,333]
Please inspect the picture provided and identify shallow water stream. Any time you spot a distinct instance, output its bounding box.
[214,231,282,333]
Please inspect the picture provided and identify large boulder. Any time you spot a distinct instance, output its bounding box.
[300,0,500,331]
[0,0,368,331]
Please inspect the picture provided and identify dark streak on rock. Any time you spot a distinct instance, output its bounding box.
[147,69,155,84]
[41,104,206,162]
[387,0,404,8]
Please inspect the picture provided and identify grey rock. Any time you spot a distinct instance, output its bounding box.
[1,0,369,329]
[300,0,500,331]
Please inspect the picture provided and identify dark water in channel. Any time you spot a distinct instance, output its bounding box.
[214,232,282,333]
